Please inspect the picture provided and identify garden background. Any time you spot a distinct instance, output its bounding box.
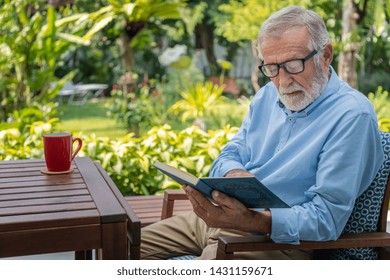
[1,0,390,196]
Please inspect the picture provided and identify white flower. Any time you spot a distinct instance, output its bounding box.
[159,45,187,66]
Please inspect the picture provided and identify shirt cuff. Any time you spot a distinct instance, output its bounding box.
[269,208,300,244]
[218,161,246,177]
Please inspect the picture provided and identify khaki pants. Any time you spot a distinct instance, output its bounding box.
[141,212,312,260]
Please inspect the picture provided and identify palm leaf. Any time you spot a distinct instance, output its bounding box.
[82,13,114,42]
[57,32,90,46]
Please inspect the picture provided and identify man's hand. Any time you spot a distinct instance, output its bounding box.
[183,185,271,234]
[224,169,254,178]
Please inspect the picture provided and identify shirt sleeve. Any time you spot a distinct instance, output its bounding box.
[270,113,384,243]
[209,101,254,177]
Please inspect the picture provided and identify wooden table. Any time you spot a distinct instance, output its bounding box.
[0,157,128,259]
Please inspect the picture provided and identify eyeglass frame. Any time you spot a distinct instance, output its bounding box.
[258,48,320,78]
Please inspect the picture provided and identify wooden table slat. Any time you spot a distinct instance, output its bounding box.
[0,160,75,169]
[0,183,86,195]
[0,189,90,201]
[0,159,45,167]
[0,201,97,217]
[0,166,45,173]
[0,164,78,173]
[0,172,82,183]
[0,209,101,231]
[0,194,93,208]
[0,178,84,189]
[0,170,80,178]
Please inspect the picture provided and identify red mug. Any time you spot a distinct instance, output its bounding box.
[43,133,83,172]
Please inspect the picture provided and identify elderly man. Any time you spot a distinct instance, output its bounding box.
[141,6,384,259]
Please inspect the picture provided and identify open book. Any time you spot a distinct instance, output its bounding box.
[153,161,290,208]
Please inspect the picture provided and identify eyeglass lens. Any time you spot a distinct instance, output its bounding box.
[260,59,304,78]
[259,48,320,78]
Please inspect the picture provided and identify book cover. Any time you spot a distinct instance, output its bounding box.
[153,161,290,208]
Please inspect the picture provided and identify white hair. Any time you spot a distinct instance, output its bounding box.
[256,6,330,60]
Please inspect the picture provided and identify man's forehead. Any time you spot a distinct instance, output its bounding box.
[260,28,310,61]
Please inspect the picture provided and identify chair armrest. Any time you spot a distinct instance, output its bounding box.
[161,189,189,220]
[217,232,390,259]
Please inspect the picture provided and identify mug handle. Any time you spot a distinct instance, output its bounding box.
[71,137,83,160]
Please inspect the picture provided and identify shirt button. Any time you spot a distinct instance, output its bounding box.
[288,118,293,122]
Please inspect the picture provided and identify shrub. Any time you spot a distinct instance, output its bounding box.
[107,86,168,137]
[0,122,238,196]
[80,124,238,195]
[368,86,390,132]
[0,120,57,160]
[359,70,390,95]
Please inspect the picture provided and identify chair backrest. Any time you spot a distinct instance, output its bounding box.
[318,131,390,259]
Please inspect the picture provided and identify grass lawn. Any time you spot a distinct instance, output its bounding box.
[55,98,128,139]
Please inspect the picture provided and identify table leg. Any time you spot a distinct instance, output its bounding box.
[75,250,93,260]
[100,222,128,260]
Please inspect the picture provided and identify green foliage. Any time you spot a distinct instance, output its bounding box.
[0,1,79,122]
[378,118,390,132]
[108,75,250,133]
[205,96,251,129]
[163,60,205,94]
[0,0,188,124]
[8,102,58,133]
[214,0,309,43]
[368,86,390,132]
[83,124,238,195]
[169,81,227,125]
[0,98,59,160]
[61,0,186,48]
[0,122,238,196]
[358,70,390,95]
[368,86,390,119]
[57,0,190,87]
[107,86,167,136]
[0,119,58,160]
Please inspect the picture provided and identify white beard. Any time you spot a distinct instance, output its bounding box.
[278,67,328,112]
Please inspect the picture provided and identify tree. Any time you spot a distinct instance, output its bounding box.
[0,0,76,122]
[213,0,309,91]
[210,0,390,93]
[333,0,389,89]
[61,0,186,73]
[338,0,365,89]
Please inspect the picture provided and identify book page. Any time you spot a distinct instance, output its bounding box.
[153,161,199,186]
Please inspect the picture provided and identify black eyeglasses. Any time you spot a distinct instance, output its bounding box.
[258,49,319,78]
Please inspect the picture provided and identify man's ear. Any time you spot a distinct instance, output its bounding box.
[323,43,333,67]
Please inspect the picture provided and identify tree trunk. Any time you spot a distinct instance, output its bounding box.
[119,20,145,73]
[338,0,360,89]
[195,23,218,75]
[119,32,135,72]
[251,43,261,93]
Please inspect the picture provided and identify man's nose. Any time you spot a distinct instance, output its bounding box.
[276,67,293,88]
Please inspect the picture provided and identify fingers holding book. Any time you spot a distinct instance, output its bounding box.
[183,185,267,232]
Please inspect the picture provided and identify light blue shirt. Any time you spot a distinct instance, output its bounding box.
[209,67,384,244]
